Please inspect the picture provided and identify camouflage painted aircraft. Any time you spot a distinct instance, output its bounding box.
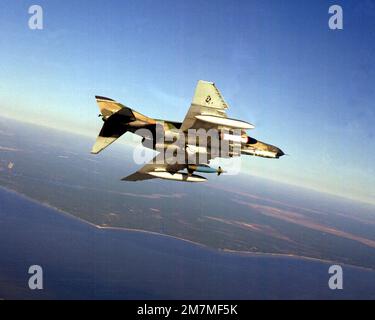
[92,80,284,182]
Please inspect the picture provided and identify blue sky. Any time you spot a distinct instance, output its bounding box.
[0,0,374,204]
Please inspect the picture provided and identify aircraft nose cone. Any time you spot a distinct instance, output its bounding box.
[276,149,285,158]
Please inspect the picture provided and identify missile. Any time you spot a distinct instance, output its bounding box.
[188,164,225,176]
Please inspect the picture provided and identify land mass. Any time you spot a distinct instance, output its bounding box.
[1,117,375,270]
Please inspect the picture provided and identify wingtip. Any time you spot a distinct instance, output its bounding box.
[198,80,214,85]
[90,146,101,154]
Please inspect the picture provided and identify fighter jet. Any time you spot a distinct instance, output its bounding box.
[92,80,284,182]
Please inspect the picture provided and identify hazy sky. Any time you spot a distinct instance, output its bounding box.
[0,0,374,204]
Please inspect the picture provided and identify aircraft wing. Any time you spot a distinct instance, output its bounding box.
[180,80,254,132]
[180,81,228,132]
[121,171,156,182]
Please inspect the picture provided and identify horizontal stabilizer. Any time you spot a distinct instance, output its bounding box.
[91,136,120,154]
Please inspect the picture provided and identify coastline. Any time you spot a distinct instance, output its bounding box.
[1,184,374,273]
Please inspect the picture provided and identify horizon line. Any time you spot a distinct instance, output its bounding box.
[1,114,374,208]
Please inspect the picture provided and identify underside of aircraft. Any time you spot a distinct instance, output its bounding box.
[91,80,285,182]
